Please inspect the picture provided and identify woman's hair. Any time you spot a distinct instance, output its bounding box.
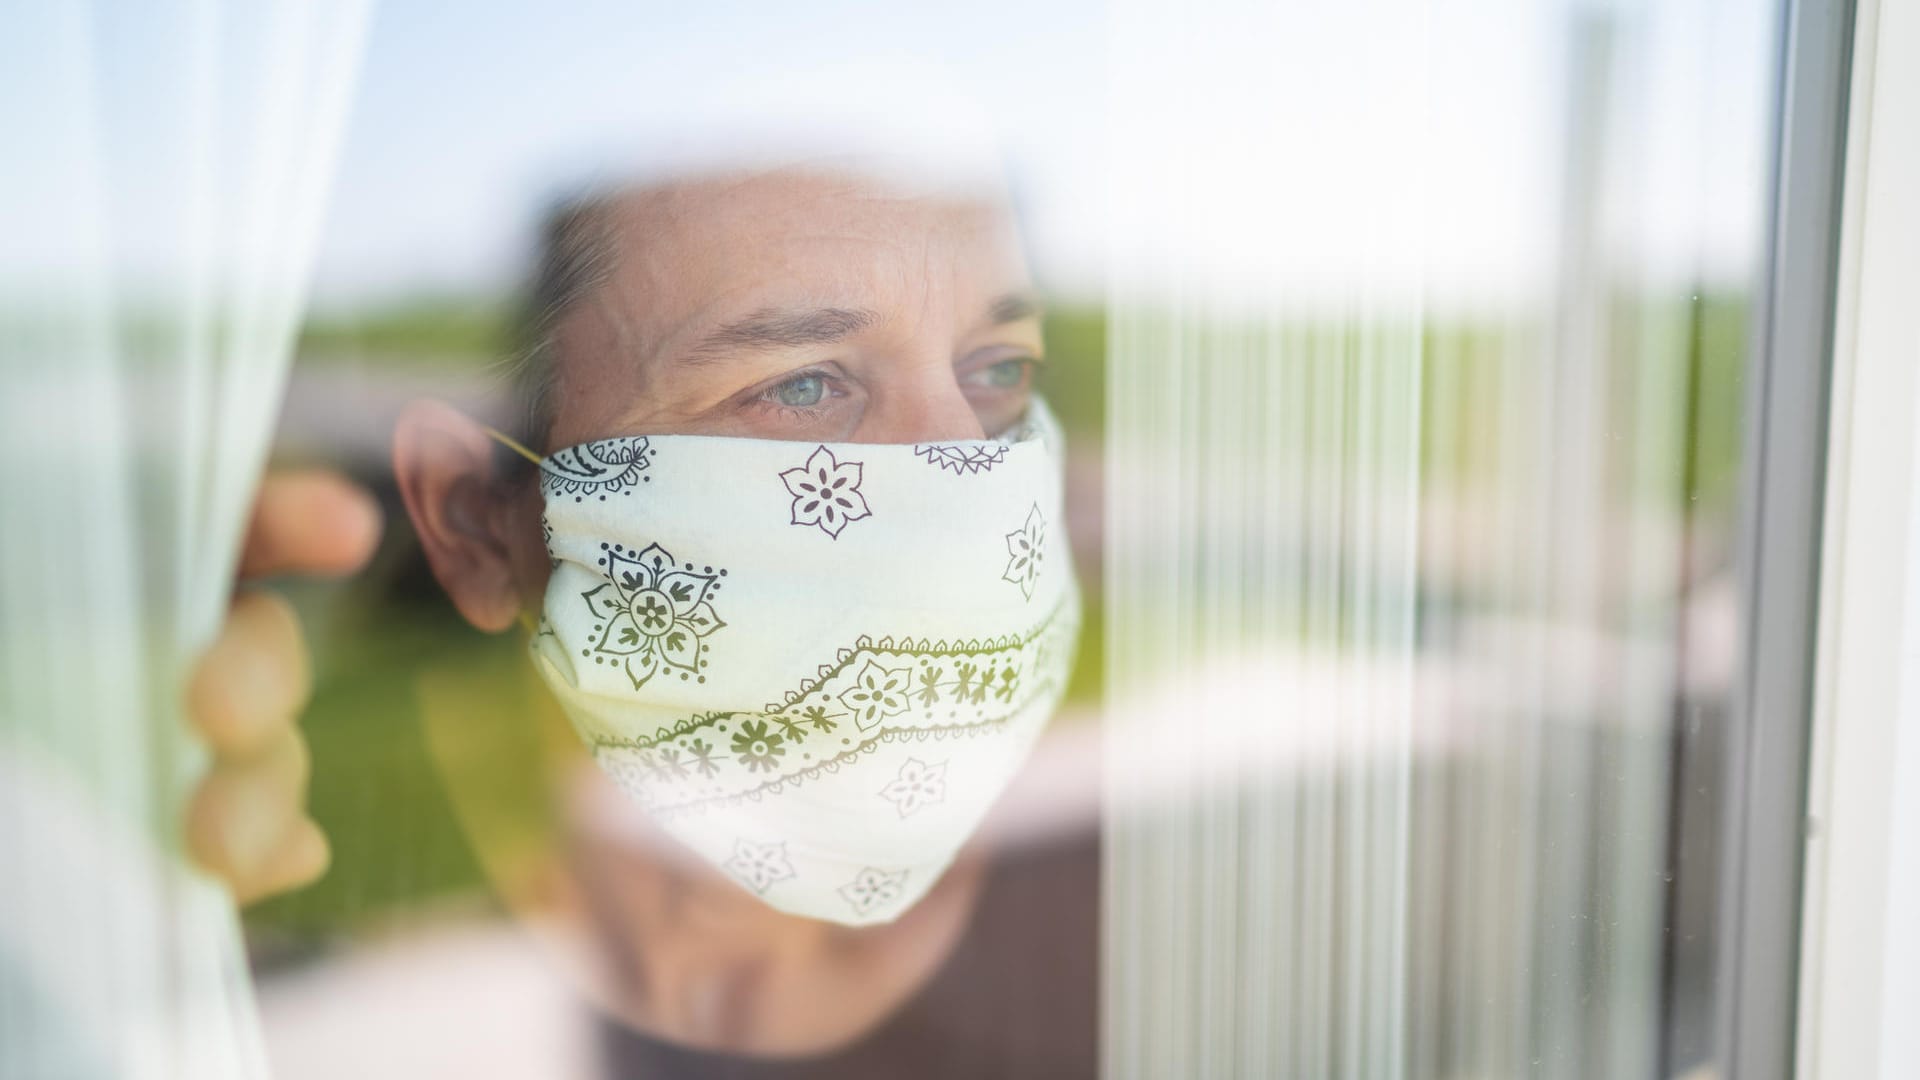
[501,191,623,461]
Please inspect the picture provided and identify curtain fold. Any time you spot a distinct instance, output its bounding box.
[1103,0,1774,1076]
[0,4,371,1077]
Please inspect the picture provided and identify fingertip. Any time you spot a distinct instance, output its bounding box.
[189,773,326,905]
[243,470,384,580]
[185,592,310,756]
[285,470,383,577]
[183,773,241,883]
[320,479,384,574]
[256,818,331,902]
[297,818,332,879]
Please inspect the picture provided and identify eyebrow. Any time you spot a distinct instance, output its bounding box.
[677,293,1043,367]
[681,307,878,365]
[988,292,1043,325]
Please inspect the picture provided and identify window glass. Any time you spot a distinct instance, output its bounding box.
[1105,2,1778,1076]
[0,2,1793,1078]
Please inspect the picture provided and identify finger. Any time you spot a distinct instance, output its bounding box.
[235,817,331,907]
[239,469,382,580]
[185,591,312,759]
[185,725,311,887]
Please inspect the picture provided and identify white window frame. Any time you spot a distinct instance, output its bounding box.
[1795,0,1920,1075]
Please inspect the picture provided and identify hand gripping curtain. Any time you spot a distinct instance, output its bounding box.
[0,4,371,1077]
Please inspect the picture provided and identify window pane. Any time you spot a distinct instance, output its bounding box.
[1104,1,1781,1077]
[0,2,1805,1078]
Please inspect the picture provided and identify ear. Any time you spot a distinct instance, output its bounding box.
[392,399,533,633]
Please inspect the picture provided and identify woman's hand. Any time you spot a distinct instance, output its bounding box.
[183,470,381,904]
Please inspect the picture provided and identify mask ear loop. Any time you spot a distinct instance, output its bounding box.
[482,427,547,638]
[484,426,544,467]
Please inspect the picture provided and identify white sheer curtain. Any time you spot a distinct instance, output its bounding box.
[1104,0,1776,1076]
[1105,6,1426,1077]
[0,4,370,1077]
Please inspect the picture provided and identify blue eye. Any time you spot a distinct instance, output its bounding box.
[984,358,1029,388]
[771,374,826,407]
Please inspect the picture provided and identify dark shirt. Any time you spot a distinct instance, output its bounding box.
[596,829,1098,1079]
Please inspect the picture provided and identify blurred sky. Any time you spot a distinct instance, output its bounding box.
[2,1,1779,312]
[311,0,1779,313]
[308,0,1107,309]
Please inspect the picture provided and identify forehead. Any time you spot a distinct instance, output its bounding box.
[598,170,1026,336]
[537,170,1036,448]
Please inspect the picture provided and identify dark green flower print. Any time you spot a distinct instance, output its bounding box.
[731,719,786,773]
[653,745,690,781]
[687,739,720,778]
[800,705,840,733]
[838,661,912,730]
[916,665,943,706]
[580,599,1075,820]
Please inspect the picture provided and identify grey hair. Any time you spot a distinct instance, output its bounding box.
[502,191,623,455]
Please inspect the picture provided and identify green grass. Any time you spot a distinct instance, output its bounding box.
[298,295,513,363]
[243,600,499,939]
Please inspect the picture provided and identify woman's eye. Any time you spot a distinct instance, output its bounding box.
[968,357,1034,392]
[769,373,827,407]
[984,359,1029,388]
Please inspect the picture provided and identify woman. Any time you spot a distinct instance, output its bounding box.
[188,162,1098,1077]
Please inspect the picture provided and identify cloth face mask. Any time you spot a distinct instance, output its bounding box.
[525,399,1080,925]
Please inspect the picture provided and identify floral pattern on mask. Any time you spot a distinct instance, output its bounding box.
[840,661,913,730]
[723,839,796,894]
[601,747,655,793]
[780,445,872,538]
[1001,503,1046,600]
[839,867,910,915]
[686,738,720,778]
[730,718,787,773]
[584,597,1077,820]
[913,443,1010,475]
[581,542,727,688]
[541,436,656,502]
[879,758,947,818]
